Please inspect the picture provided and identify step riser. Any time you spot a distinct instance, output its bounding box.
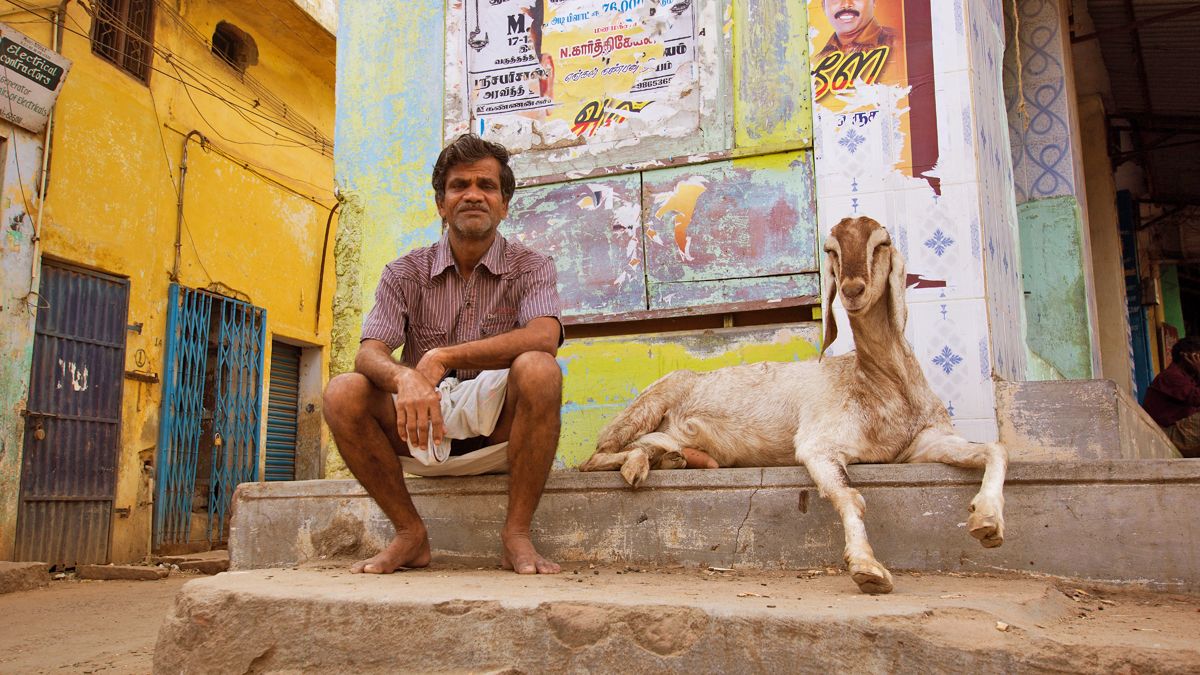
[230,461,1200,592]
[152,583,1189,674]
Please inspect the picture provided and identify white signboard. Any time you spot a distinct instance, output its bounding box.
[0,23,72,134]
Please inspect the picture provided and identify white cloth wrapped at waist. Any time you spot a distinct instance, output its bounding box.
[402,368,509,467]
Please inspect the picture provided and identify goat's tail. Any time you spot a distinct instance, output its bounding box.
[592,370,699,457]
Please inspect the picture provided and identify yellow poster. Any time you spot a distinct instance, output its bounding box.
[466,0,700,144]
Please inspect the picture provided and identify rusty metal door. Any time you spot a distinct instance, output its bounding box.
[15,261,129,567]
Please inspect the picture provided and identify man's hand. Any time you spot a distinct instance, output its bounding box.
[393,368,444,450]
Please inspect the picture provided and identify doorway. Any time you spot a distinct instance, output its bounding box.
[15,261,129,567]
[154,284,266,553]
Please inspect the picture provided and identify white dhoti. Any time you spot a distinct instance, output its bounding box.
[397,369,510,477]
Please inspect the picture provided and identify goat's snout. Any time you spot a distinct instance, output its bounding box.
[841,278,866,300]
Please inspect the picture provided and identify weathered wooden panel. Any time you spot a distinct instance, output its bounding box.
[503,175,647,318]
[734,0,811,150]
[640,151,818,309]
[649,273,819,310]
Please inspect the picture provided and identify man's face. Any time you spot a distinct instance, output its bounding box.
[824,0,876,37]
[437,157,510,241]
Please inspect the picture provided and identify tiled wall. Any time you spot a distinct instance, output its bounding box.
[1003,0,1077,204]
[811,0,1030,441]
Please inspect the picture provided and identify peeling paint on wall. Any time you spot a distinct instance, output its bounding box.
[556,323,822,467]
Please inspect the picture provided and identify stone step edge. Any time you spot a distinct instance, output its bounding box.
[235,459,1200,501]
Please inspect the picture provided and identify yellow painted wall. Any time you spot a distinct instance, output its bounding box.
[3,0,336,562]
[556,324,821,468]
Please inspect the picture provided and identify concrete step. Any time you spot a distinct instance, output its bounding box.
[153,550,229,575]
[153,566,1200,673]
[229,460,1200,593]
[997,379,1179,460]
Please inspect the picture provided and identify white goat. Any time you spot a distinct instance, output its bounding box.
[578,216,1007,594]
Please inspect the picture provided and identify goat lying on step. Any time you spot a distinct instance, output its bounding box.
[578,216,1007,594]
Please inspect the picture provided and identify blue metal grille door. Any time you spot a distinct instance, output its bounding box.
[265,343,301,481]
[155,285,265,549]
[206,299,266,541]
[16,261,129,567]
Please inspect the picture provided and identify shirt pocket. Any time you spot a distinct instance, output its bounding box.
[406,323,446,356]
[481,308,518,337]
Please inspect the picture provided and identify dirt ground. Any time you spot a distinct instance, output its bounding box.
[0,574,191,674]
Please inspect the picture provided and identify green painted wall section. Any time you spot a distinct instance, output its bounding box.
[330,0,446,477]
[1161,266,1185,338]
[557,324,821,468]
[1018,196,1095,381]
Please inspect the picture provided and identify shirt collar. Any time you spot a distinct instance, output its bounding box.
[431,232,509,278]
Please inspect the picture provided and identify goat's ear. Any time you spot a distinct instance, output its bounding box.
[887,244,908,335]
[820,249,839,359]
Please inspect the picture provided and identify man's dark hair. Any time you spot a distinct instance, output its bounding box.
[431,134,516,205]
[1172,335,1200,364]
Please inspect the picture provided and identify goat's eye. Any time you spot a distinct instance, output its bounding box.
[878,241,891,248]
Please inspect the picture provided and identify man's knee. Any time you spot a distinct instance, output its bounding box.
[510,351,562,402]
[323,372,373,425]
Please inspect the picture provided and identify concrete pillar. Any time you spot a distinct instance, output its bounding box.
[1003,0,1103,381]
[810,0,1026,441]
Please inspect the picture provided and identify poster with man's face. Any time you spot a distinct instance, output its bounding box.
[809,0,907,103]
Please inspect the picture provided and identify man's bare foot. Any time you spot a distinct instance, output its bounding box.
[682,447,719,469]
[500,530,561,574]
[350,531,431,574]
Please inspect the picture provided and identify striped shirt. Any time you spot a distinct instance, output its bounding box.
[361,233,562,380]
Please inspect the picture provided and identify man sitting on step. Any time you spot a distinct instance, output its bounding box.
[1143,336,1200,458]
[322,134,564,574]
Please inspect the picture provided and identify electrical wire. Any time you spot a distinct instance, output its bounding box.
[145,82,214,285]
[86,0,332,151]
[34,0,334,153]
[6,5,336,189]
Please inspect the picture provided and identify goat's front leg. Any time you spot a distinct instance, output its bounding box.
[905,428,1006,548]
[800,451,893,594]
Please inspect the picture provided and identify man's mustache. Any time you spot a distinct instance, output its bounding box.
[835,9,861,19]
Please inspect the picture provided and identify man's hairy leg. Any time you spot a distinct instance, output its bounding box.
[491,351,563,574]
[323,373,431,573]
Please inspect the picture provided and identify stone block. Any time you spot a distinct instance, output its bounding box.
[77,564,170,581]
[0,561,51,594]
[153,568,1200,674]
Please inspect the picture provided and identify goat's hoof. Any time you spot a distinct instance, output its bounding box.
[968,512,1005,548]
[659,449,686,470]
[619,450,650,488]
[849,561,894,594]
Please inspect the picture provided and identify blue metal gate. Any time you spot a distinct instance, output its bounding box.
[1118,191,1154,401]
[155,284,266,549]
[265,342,301,481]
[16,261,129,567]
